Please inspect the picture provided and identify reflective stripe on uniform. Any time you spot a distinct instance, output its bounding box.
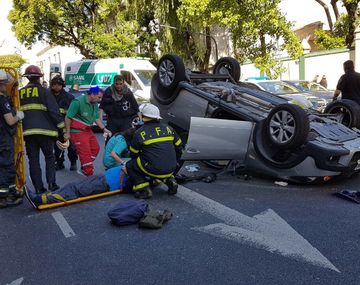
[0,188,9,194]
[136,157,173,179]
[133,182,150,191]
[23,128,58,137]
[143,136,174,145]
[130,146,139,154]
[57,122,65,129]
[59,108,66,114]
[20,103,47,111]
[174,138,182,146]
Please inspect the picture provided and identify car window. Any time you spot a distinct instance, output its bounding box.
[134,70,156,86]
[258,81,298,94]
[121,70,142,92]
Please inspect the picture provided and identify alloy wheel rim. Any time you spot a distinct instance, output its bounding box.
[269,110,296,144]
[159,59,175,87]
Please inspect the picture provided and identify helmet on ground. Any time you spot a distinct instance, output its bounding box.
[0,70,10,84]
[23,65,43,78]
[56,140,70,151]
[139,103,162,119]
[50,75,65,87]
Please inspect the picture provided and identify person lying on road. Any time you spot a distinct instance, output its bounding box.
[24,165,129,209]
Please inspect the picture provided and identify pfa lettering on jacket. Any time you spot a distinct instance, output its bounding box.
[20,87,39,99]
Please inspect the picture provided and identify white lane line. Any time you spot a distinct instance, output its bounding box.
[51,211,76,238]
[6,277,24,285]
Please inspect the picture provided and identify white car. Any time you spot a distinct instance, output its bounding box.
[245,80,329,112]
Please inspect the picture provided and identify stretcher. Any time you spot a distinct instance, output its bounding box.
[1,67,26,195]
[37,189,123,210]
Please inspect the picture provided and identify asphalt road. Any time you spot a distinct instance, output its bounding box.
[1,134,360,285]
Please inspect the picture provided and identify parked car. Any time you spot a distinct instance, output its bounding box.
[283,80,333,101]
[245,80,328,112]
[150,54,360,183]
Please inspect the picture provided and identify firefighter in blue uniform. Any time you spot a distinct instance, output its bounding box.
[0,70,24,208]
[20,65,65,193]
[50,75,78,171]
[126,103,182,199]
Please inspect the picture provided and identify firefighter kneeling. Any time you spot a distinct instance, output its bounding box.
[126,103,182,199]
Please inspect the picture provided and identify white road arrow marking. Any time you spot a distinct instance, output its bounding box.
[6,277,24,285]
[176,185,340,272]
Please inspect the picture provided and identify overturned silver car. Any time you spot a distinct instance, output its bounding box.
[151,54,360,183]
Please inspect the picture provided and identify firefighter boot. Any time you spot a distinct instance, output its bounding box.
[165,177,178,195]
[9,185,24,198]
[0,198,7,208]
[134,187,153,199]
[6,193,23,207]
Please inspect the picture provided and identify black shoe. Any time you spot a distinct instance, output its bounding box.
[55,163,65,171]
[8,185,24,198]
[48,183,60,192]
[24,186,40,209]
[134,187,153,199]
[6,194,23,207]
[165,178,178,195]
[70,162,77,171]
[0,198,7,209]
[35,187,47,194]
[0,188,9,198]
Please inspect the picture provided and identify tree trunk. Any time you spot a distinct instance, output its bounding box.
[343,1,358,48]
[330,0,340,20]
[314,0,334,31]
[199,27,212,72]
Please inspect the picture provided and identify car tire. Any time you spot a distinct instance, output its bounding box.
[253,120,308,169]
[213,57,241,82]
[323,99,360,128]
[264,104,309,149]
[157,54,186,90]
[151,54,186,105]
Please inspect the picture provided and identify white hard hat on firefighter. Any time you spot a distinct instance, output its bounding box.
[139,103,162,120]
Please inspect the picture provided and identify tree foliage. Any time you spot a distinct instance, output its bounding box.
[9,0,138,59]
[177,0,303,77]
[0,54,26,69]
[314,0,360,49]
[9,0,303,76]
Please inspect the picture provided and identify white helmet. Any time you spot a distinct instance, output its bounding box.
[139,103,162,119]
[0,70,9,84]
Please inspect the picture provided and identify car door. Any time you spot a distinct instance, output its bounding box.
[181,117,254,162]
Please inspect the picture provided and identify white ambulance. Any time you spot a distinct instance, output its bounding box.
[64,58,156,100]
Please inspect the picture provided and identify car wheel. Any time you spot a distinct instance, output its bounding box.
[323,99,360,128]
[213,57,241,82]
[158,54,186,90]
[253,120,308,169]
[264,104,309,149]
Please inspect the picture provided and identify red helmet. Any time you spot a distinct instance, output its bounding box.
[23,65,43,78]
